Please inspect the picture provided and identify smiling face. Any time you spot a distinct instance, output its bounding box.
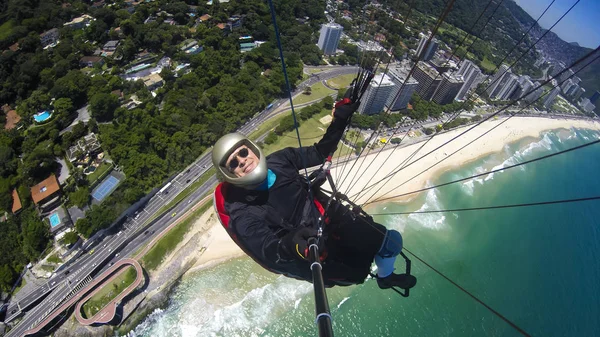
[224,144,260,178]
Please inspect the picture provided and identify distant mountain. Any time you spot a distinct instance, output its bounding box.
[503,0,600,98]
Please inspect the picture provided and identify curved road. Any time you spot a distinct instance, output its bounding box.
[4,65,361,337]
[21,259,143,336]
[73,259,144,326]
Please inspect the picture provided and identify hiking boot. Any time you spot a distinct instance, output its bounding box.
[377,273,417,290]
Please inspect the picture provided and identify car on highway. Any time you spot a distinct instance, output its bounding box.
[64,270,70,275]
[171,212,177,217]
[186,179,191,183]
[188,200,192,204]
[89,249,95,255]
[202,164,207,168]
[115,253,120,257]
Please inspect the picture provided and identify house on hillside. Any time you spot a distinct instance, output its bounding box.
[31,174,62,213]
[227,15,243,31]
[64,14,94,29]
[79,56,105,68]
[40,28,59,47]
[180,39,203,55]
[66,133,102,164]
[12,189,22,214]
[103,40,120,52]
[142,73,164,91]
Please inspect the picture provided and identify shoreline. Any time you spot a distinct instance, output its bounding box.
[113,116,599,335]
[181,116,600,278]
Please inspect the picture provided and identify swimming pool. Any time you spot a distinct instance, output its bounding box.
[33,110,52,123]
[49,213,61,228]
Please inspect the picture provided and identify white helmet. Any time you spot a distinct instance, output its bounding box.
[212,133,267,189]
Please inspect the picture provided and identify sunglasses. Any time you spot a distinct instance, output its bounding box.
[227,148,249,171]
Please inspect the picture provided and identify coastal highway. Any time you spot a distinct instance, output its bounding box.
[3,65,359,337]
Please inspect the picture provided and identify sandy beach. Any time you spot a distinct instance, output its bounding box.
[183,116,600,274]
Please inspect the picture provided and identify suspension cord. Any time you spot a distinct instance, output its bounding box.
[343,0,499,200]
[336,0,457,192]
[362,53,600,205]
[352,0,581,204]
[366,139,600,204]
[336,0,416,188]
[353,46,600,204]
[267,0,311,189]
[370,196,600,215]
[402,247,532,337]
[335,201,534,337]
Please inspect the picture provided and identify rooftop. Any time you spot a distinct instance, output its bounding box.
[31,174,60,205]
[416,61,440,79]
[12,189,22,213]
[4,109,21,130]
[80,56,104,63]
[371,73,395,87]
[142,73,163,87]
[103,40,120,49]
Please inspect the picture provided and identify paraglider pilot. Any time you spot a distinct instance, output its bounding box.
[212,100,417,290]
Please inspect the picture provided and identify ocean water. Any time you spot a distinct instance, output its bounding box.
[124,128,600,337]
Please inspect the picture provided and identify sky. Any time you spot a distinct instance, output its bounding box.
[513,0,600,49]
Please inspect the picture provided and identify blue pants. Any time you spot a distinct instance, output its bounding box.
[375,229,403,278]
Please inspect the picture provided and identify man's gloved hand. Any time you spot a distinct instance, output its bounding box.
[279,227,318,261]
[333,101,360,120]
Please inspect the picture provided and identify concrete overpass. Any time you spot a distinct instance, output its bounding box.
[21,259,144,336]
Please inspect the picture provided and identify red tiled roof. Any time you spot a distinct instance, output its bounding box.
[12,189,22,213]
[30,174,60,205]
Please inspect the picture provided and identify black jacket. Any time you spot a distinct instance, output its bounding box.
[224,116,385,286]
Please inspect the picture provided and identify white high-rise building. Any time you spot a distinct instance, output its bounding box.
[317,23,343,55]
[580,98,596,113]
[573,87,586,101]
[432,72,464,105]
[543,87,560,108]
[386,66,419,111]
[511,75,535,100]
[561,78,575,94]
[496,73,520,101]
[456,60,483,101]
[524,84,544,104]
[415,34,438,61]
[358,73,396,115]
[486,64,510,98]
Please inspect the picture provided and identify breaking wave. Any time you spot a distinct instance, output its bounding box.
[127,275,312,337]
[408,188,446,230]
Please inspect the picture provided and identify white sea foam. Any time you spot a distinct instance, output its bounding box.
[336,297,351,310]
[462,180,474,196]
[408,189,446,230]
[131,276,312,337]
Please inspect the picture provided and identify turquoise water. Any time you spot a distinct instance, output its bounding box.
[49,213,61,227]
[33,110,52,122]
[125,128,600,337]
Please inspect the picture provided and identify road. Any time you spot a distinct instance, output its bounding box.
[2,65,360,337]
